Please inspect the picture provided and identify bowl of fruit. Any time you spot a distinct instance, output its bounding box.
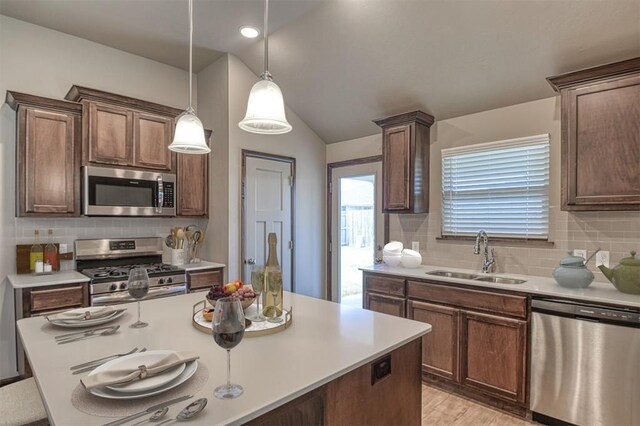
[206,280,256,311]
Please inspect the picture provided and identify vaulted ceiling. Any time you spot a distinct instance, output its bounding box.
[2,0,639,143]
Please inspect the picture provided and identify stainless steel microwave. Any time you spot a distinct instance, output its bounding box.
[83,166,176,216]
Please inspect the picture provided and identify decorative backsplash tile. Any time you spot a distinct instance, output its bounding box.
[388,207,640,282]
[14,217,208,271]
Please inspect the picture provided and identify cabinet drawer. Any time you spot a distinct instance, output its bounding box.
[188,269,223,292]
[364,274,405,296]
[30,285,85,312]
[407,281,527,319]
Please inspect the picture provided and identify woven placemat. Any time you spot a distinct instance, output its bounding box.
[70,363,210,418]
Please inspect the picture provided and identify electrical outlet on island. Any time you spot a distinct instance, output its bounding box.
[573,249,587,260]
[596,251,610,268]
[411,241,419,252]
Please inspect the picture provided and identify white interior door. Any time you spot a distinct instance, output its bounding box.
[243,156,293,292]
[330,162,384,306]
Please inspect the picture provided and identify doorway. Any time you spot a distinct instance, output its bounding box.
[241,150,295,292]
[328,158,384,307]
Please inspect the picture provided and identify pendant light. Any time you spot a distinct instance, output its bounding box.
[169,0,210,154]
[238,0,292,134]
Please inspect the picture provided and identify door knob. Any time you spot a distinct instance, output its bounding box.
[244,258,256,265]
[375,257,383,264]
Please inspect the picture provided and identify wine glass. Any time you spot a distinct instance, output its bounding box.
[267,271,283,323]
[128,267,149,328]
[249,265,265,322]
[212,297,246,399]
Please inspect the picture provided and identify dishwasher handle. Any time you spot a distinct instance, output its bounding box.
[532,297,640,326]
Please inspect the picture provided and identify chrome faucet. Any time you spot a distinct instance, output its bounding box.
[474,230,495,273]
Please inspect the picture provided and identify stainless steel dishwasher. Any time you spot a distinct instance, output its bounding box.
[530,298,640,426]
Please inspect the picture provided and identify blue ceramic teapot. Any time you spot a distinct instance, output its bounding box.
[552,252,594,289]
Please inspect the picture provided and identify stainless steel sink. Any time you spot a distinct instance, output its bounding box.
[426,270,480,280]
[474,276,526,285]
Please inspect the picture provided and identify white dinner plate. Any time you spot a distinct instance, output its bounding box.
[87,359,198,400]
[48,308,126,328]
[97,351,186,393]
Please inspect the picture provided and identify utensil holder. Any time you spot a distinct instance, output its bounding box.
[171,248,185,266]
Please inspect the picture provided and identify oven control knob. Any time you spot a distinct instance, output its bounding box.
[166,277,173,284]
[120,283,127,290]
[158,278,165,285]
[109,284,118,291]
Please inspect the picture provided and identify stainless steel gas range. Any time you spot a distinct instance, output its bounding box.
[75,237,187,306]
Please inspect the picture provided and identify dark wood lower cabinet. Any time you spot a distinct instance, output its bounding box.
[247,339,422,426]
[460,311,527,404]
[408,300,459,381]
[364,292,406,317]
[186,268,223,292]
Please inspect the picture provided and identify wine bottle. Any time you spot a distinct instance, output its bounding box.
[263,233,283,317]
[44,229,59,271]
[30,230,44,272]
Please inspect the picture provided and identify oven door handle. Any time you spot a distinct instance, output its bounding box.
[92,284,187,306]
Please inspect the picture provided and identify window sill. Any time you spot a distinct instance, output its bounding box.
[435,236,555,248]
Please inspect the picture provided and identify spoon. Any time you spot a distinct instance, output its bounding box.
[155,398,208,426]
[176,228,185,250]
[130,407,169,426]
[583,248,601,265]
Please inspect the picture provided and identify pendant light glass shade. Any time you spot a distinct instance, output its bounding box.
[168,0,210,154]
[239,77,292,134]
[169,107,210,154]
[239,0,292,135]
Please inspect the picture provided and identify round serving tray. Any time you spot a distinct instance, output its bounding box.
[192,300,292,337]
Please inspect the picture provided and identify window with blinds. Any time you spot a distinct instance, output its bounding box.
[441,134,550,239]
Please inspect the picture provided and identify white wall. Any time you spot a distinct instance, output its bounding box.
[0,15,196,379]
[220,55,326,298]
[326,134,381,164]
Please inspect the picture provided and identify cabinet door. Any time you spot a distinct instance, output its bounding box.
[364,292,405,317]
[88,102,133,166]
[20,108,78,215]
[408,300,459,381]
[177,134,209,217]
[460,311,527,404]
[382,124,412,212]
[564,74,640,209]
[133,111,174,171]
[187,268,222,292]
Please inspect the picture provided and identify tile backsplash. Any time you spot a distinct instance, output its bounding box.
[389,207,640,282]
[14,217,208,271]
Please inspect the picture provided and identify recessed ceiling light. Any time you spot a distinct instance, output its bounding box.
[240,26,260,39]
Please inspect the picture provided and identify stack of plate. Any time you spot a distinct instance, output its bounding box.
[86,350,198,400]
[46,306,126,328]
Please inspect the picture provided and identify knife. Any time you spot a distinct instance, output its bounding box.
[54,325,116,340]
[102,394,193,426]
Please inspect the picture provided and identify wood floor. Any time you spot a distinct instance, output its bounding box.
[422,385,531,425]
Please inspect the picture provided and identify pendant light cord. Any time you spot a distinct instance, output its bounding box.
[189,0,194,110]
[263,0,269,78]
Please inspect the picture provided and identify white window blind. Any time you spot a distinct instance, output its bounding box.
[441,134,550,239]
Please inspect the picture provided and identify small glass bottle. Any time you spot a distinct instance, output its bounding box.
[30,230,44,272]
[44,229,58,271]
[263,233,283,318]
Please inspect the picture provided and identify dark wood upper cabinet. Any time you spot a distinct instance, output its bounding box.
[66,85,181,172]
[88,102,133,166]
[133,111,174,170]
[177,129,210,217]
[374,110,434,213]
[7,92,82,217]
[547,57,640,211]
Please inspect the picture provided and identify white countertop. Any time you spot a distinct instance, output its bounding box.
[7,271,90,289]
[17,292,430,425]
[182,260,225,271]
[361,264,640,309]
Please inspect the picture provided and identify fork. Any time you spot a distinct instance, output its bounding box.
[72,348,147,374]
[57,325,120,344]
[55,325,116,340]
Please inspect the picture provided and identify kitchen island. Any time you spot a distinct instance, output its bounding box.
[17,291,430,425]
